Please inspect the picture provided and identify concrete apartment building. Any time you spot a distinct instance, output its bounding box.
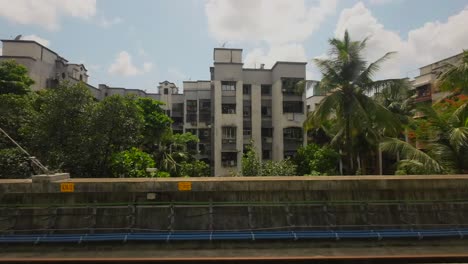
[210,48,307,176]
[0,39,99,96]
[412,52,464,104]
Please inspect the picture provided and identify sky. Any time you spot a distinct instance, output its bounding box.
[0,0,468,94]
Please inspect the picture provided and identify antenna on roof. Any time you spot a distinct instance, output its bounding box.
[221,42,228,48]
[14,35,22,40]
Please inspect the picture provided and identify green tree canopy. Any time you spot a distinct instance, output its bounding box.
[0,60,34,95]
[305,30,404,174]
[22,83,96,176]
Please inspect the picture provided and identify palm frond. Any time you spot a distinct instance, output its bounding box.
[304,90,343,131]
[358,52,396,85]
[380,137,442,173]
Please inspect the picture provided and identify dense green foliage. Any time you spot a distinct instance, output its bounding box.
[305,30,404,175]
[294,144,339,175]
[0,148,34,179]
[241,145,297,176]
[0,67,209,177]
[111,147,155,178]
[0,60,34,95]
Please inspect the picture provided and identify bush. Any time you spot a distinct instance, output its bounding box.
[294,144,339,175]
[179,160,210,177]
[0,148,34,179]
[111,148,155,178]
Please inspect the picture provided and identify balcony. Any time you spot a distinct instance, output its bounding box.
[222,138,237,151]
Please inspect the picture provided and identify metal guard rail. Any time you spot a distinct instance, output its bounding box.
[1,228,467,244]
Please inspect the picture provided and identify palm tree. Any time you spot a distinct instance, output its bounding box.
[438,50,468,95]
[381,102,468,174]
[305,30,404,174]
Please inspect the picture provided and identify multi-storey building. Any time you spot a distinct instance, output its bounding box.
[209,48,307,176]
[412,52,464,104]
[0,39,99,96]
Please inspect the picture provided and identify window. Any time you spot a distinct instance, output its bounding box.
[284,127,303,141]
[281,78,302,94]
[222,152,237,167]
[243,129,251,136]
[243,84,251,95]
[262,128,273,138]
[284,151,297,159]
[222,81,236,91]
[222,127,236,139]
[243,105,251,117]
[186,129,197,135]
[261,106,272,117]
[79,74,83,81]
[283,101,304,113]
[200,100,211,110]
[187,100,197,112]
[165,110,171,116]
[262,150,271,160]
[222,104,236,114]
[261,85,271,95]
[164,88,169,94]
[62,72,66,79]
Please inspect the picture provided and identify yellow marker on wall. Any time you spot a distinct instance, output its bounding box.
[178,182,192,191]
[60,183,75,192]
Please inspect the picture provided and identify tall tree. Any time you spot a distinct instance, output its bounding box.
[90,95,144,177]
[136,97,173,151]
[381,102,468,174]
[0,60,34,95]
[305,30,403,174]
[22,83,96,176]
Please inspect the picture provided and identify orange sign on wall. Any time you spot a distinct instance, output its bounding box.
[178,182,192,191]
[60,183,75,192]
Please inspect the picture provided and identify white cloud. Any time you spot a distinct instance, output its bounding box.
[0,0,96,30]
[108,51,153,77]
[244,43,307,68]
[205,0,336,77]
[334,2,468,79]
[98,16,123,28]
[205,0,337,44]
[22,34,50,47]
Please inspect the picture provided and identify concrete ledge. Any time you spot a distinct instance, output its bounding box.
[31,173,70,183]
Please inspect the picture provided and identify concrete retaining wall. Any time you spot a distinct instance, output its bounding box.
[1,174,468,233]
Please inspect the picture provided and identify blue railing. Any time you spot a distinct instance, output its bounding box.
[1,228,467,244]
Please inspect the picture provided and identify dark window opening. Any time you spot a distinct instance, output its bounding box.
[282,78,302,95]
[284,127,303,141]
[261,85,271,95]
[222,152,237,167]
[187,100,197,112]
[262,150,271,160]
[164,88,169,94]
[243,84,251,95]
[283,101,304,113]
[262,128,273,138]
[222,104,236,114]
[261,106,272,117]
[243,105,251,117]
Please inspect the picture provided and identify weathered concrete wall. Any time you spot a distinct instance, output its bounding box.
[1,174,468,233]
